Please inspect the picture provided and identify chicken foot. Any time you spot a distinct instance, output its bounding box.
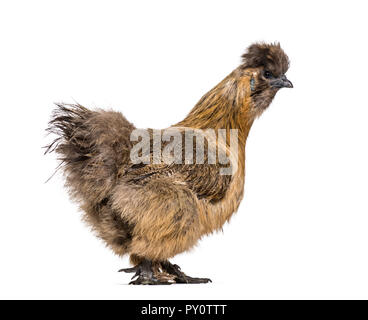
[119,259,211,284]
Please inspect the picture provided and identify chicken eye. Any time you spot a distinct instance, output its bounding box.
[264,70,273,79]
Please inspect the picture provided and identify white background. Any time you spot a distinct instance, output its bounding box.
[0,0,367,299]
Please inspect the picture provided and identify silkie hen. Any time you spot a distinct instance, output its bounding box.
[46,42,292,284]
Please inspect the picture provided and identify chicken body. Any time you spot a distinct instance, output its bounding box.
[46,42,292,284]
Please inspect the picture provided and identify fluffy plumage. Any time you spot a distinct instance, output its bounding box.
[46,42,292,284]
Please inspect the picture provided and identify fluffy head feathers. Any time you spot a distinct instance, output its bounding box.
[241,42,290,76]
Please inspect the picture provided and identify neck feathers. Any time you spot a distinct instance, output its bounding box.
[177,68,255,148]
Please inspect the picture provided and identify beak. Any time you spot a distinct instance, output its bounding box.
[270,75,293,89]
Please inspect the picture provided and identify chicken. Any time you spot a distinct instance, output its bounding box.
[45,42,292,285]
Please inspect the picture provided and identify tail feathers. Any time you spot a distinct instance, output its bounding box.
[45,103,93,156]
[46,103,135,204]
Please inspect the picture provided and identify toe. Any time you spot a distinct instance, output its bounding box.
[118,267,138,273]
[182,276,212,284]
